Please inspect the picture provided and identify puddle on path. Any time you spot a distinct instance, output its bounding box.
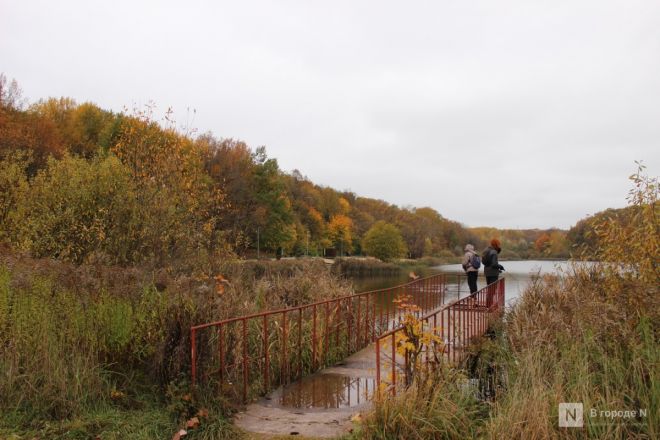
[275,373,375,409]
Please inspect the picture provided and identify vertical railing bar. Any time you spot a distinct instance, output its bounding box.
[371,294,376,342]
[312,304,317,371]
[242,318,248,402]
[324,301,329,366]
[375,337,381,399]
[347,297,352,356]
[191,328,197,387]
[263,314,269,393]
[356,297,361,350]
[298,307,303,379]
[335,300,340,354]
[365,294,370,346]
[282,311,287,384]
[219,324,224,384]
[379,289,384,334]
[391,332,396,396]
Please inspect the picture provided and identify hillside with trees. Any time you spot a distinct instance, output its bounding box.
[468,227,570,260]
[0,75,487,267]
[1,75,578,267]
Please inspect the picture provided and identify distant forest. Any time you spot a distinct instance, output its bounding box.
[0,74,612,267]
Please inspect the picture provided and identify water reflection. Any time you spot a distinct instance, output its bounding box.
[276,373,375,409]
[349,267,441,292]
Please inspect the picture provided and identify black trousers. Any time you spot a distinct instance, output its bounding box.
[486,275,499,285]
[467,271,478,293]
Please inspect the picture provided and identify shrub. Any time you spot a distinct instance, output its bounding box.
[13,154,140,264]
[362,221,407,262]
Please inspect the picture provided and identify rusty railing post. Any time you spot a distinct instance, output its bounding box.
[375,337,381,399]
[191,328,197,387]
[219,325,224,384]
[282,311,287,384]
[242,318,248,402]
[391,332,396,396]
[312,304,317,370]
[263,314,269,393]
[298,307,303,379]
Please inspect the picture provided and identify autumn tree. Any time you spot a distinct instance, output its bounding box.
[534,233,551,254]
[201,135,260,250]
[111,107,225,266]
[327,214,353,255]
[362,221,407,262]
[0,79,64,173]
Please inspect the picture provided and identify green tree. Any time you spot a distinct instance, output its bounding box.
[362,221,407,262]
[253,147,296,252]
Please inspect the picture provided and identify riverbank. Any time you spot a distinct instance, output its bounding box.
[332,255,459,277]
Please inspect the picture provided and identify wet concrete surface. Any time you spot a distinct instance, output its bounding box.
[271,373,376,410]
[234,344,378,438]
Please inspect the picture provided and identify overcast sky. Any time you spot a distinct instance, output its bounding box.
[2,0,659,229]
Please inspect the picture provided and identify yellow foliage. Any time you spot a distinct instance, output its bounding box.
[328,214,353,252]
[390,294,443,387]
[592,162,659,289]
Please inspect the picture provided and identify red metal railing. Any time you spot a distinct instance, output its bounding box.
[191,273,463,402]
[375,278,505,396]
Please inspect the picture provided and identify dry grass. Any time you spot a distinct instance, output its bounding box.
[0,249,353,438]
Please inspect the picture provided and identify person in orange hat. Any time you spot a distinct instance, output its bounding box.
[482,238,504,308]
[482,238,504,286]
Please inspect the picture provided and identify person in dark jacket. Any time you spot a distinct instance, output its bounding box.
[482,238,504,308]
[482,238,504,285]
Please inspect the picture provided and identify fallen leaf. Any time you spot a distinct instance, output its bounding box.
[186,417,200,429]
[197,408,209,418]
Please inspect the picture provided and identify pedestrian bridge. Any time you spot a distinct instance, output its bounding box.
[190,273,505,436]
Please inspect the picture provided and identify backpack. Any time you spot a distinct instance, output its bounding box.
[481,249,493,267]
[469,253,481,269]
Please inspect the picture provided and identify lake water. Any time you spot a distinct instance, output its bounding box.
[349,266,442,292]
[434,260,573,305]
[349,260,573,305]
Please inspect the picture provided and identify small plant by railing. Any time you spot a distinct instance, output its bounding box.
[391,294,443,386]
[375,278,505,396]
